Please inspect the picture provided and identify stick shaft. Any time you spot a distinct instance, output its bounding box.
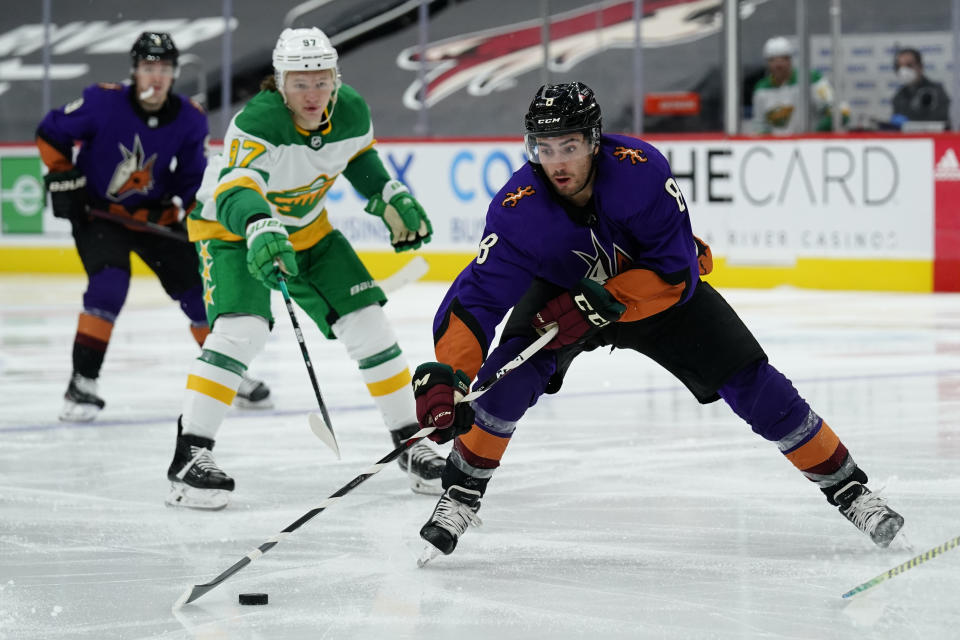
[276,273,335,435]
[88,207,189,242]
[841,534,960,598]
[463,326,557,401]
[176,436,416,606]
[175,330,555,607]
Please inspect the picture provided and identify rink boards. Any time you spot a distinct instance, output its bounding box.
[2,133,959,291]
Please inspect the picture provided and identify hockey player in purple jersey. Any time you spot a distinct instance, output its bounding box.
[36,32,270,422]
[413,82,904,563]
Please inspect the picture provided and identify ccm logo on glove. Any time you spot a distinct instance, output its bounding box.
[532,277,626,350]
[412,362,475,444]
[574,292,611,327]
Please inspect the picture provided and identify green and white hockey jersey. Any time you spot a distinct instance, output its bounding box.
[188,84,391,250]
[750,69,836,135]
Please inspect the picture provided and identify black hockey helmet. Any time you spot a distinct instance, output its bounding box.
[523,82,601,163]
[130,32,179,68]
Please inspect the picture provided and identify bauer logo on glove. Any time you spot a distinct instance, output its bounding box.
[245,216,299,290]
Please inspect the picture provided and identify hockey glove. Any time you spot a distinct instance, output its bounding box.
[412,362,476,444]
[44,168,88,221]
[245,217,298,290]
[364,179,433,252]
[531,277,626,350]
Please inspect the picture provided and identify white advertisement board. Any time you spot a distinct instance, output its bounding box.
[326,138,935,264]
[0,137,935,268]
[662,138,935,264]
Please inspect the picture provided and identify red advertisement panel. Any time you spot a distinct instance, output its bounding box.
[934,136,960,291]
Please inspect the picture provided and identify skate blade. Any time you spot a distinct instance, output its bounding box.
[59,400,101,422]
[165,484,230,510]
[408,476,444,496]
[888,528,913,553]
[417,544,442,568]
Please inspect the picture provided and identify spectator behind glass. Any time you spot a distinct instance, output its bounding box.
[891,48,951,130]
[751,36,847,135]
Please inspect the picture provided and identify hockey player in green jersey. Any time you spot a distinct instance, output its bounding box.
[165,27,439,509]
[750,36,847,135]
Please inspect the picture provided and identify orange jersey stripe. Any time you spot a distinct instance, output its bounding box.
[604,269,686,323]
[785,421,841,470]
[36,137,73,172]
[694,235,714,276]
[435,313,485,380]
[77,312,114,343]
[458,425,511,464]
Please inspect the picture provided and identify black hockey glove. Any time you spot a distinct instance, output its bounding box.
[531,277,626,349]
[44,168,88,221]
[412,362,475,444]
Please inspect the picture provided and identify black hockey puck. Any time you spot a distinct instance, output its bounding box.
[239,593,268,605]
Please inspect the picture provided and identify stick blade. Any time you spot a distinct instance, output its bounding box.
[172,584,207,609]
[310,412,341,459]
[379,256,428,294]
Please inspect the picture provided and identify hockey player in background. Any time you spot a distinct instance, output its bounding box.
[165,27,441,509]
[413,82,905,561]
[36,31,270,423]
[750,36,847,134]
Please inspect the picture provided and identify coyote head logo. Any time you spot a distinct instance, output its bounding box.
[107,135,156,201]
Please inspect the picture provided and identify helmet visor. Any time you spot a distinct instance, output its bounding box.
[524,130,595,164]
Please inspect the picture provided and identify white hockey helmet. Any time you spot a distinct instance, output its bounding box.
[272,27,341,102]
[762,36,795,59]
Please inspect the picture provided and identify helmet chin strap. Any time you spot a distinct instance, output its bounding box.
[277,72,340,127]
[285,89,340,129]
[318,88,339,126]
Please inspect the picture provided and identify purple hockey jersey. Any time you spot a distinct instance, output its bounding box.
[434,133,712,378]
[37,82,208,225]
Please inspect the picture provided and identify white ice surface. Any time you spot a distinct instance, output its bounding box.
[1,275,959,639]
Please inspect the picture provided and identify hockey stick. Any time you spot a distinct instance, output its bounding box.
[88,207,190,242]
[841,534,960,599]
[275,256,426,455]
[275,268,340,458]
[172,325,557,608]
[377,255,428,295]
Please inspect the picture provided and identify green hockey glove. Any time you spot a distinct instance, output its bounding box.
[364,179,433,252]
[245,217,298,290]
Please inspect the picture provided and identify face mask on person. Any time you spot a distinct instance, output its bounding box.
[897,66,918,85]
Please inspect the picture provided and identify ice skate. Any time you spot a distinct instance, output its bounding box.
[834,481,904,548]
[418,485,482,565]
[165,420,234,510]
[392,424,445,495]
[59,373,105,422]
[234,373,273,409]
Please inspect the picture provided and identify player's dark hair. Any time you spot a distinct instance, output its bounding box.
[130,32,179,68]
[894,47,923,71]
